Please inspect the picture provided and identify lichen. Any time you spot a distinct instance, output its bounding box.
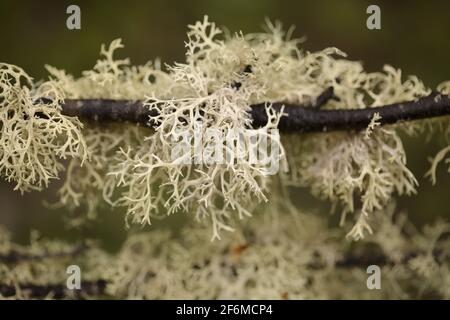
[1,16,449,240]
[283,128,417,238]
[2,199,449,299]
[0,64,86,193]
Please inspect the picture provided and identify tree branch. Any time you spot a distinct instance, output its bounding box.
[1,246,448,299]
[59,90,450,133]
[0,280,107,299]
[0,244,87,264]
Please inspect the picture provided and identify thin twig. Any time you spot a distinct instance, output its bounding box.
[58,90,450,133]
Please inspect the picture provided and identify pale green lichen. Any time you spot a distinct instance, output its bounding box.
[425,81,450,185]
[426,145,450,185]
[1,16,450,301]
[1,17,449,240]
[283,128,417,238]
[2,199,449,299]
[46,39,174,100]
[0,64,86,193]
[0,227,99,299]
[98,202,449,299]
[52,125,146,225]
[365,112,382,139]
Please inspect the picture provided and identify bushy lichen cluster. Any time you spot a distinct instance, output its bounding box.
[0,226,100,299]
[0,16,449,242]
[0,64,86,193]
[1,198,449,299]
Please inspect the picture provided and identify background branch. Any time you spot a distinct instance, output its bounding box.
[0,244,87,264]
[0,280,107,299]
[1,246,448,299]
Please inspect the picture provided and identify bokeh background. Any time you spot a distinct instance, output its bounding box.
[0,0,449,249]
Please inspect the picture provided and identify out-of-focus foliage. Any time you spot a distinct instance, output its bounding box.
[1,200,450,299]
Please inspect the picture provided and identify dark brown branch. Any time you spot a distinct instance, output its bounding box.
[1,247,448,299]
[59,90,450,133]
[255,91,450,133]
[0,280,107,299]
[0,244,87,264]
[336,248,450,268]
[312,86,338,109]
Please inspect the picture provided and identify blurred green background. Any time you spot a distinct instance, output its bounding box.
[0,0,449,247]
